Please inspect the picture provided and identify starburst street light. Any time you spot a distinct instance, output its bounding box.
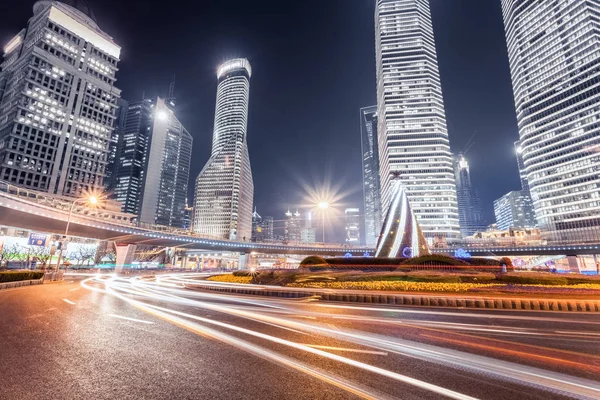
[55,191,105,272]
[317,201,330,243]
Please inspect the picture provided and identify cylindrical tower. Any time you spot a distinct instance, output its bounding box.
[212,59,252,155]
[193,58,254,240]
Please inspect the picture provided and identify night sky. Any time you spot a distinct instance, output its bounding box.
[1,0,522,242]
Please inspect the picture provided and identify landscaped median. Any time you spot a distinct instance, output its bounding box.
[194,270,600,312]
[0,271,45,291]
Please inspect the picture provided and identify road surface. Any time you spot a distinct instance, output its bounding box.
[0,273,599,400]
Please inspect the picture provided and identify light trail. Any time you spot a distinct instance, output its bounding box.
[80,274,600,400]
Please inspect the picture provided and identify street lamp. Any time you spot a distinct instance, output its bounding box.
[318,201,329,243]
[55,194,101,273]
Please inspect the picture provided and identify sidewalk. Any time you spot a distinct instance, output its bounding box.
[186,281,600,312]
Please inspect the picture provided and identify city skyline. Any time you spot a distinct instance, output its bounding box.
[0,0,523,240]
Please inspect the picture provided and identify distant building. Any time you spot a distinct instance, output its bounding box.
[345,208,360,243]
[300,227,316,244]
[183,200,193,230]
[375,0,460,241]
[454,154,485,237]
[251,208,263,242]
[0,1,121,196]
[193,58,254,240]
[493,191,537,231]
[110,96,192,228]
[502,0,600,241]
[251,209,275,242]
[262,216,274,241]
[284,210,301,242]
[360,105,381,247]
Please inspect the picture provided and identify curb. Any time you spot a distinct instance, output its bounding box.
[0,279,44,291]
[189,282,600,312]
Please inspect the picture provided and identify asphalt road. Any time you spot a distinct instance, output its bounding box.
[1,274,599,400]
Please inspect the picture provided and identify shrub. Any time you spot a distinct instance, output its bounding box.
[300,256,328,267]
[399,255,470,266]
[0,271,44,283]
[496,273,569,286]
[232,270,252,277]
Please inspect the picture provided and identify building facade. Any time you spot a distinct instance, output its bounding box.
[360,105,382,247]
[375,0,460,242]
[502,0,600,242]
[344,208,360,243]
[493,190,537,231]
[284,209,301,243]
[193,58,254,240]
[0,1,121,196]
[110,96,192,228]
[454,154,485,237]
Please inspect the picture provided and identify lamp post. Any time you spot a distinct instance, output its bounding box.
[55,195,99,273]
[318,201,329,243]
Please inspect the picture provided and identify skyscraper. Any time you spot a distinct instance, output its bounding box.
[454,154,485,237]
[110,97,192,228]
[344,208,361,243]
[375,0,460,242]
[0,1,121,196]
[193,58,254,240]
[284,209,301,242]
[494,190,537,231]
[502,0,600,242]
[360,105,382,247]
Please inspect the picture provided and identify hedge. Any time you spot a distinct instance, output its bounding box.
[299,256,328,267]
[399,255,470,266]
[326,257,407,266]
[0,271,44,283]
[496,273,569,286]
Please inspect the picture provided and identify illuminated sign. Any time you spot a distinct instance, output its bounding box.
[344,253,353,258]
[454,248,472,259]
[28,233,48,247]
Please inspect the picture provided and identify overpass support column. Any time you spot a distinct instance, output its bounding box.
[115,244,137,274]
[594,254,599,274]
[567,255,581,274]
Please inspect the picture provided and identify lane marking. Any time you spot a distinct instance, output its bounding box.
[305,345,388,356]
[62,299,75,305]
[108,314,154,325]
[69,288,79,292]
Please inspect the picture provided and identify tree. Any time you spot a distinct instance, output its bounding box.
[0,244,20,268]
[30,246,52,269]
[71,244,97,266]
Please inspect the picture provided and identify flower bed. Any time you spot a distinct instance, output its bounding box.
[206,275,252,284]
[287,281,499,293]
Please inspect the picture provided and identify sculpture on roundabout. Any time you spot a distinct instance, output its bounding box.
[375,172,430,258]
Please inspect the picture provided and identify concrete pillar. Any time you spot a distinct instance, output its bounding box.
[182,255,188,270]
[567,255,581,274]
[594,254,599,274]
[115,244,137,274]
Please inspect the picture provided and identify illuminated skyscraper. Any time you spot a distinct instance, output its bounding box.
[454,154,485,237]
[284,209,301,242]
[375,0,460,241]
[345,208,361,243]
[110,96,192,228]
[494,190,537,231]
[502,0,600,242]
[0,1,121,195]
[193,59,254,240]
[360,106,382,247]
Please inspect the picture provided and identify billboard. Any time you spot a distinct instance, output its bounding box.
[28,233,48,247]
